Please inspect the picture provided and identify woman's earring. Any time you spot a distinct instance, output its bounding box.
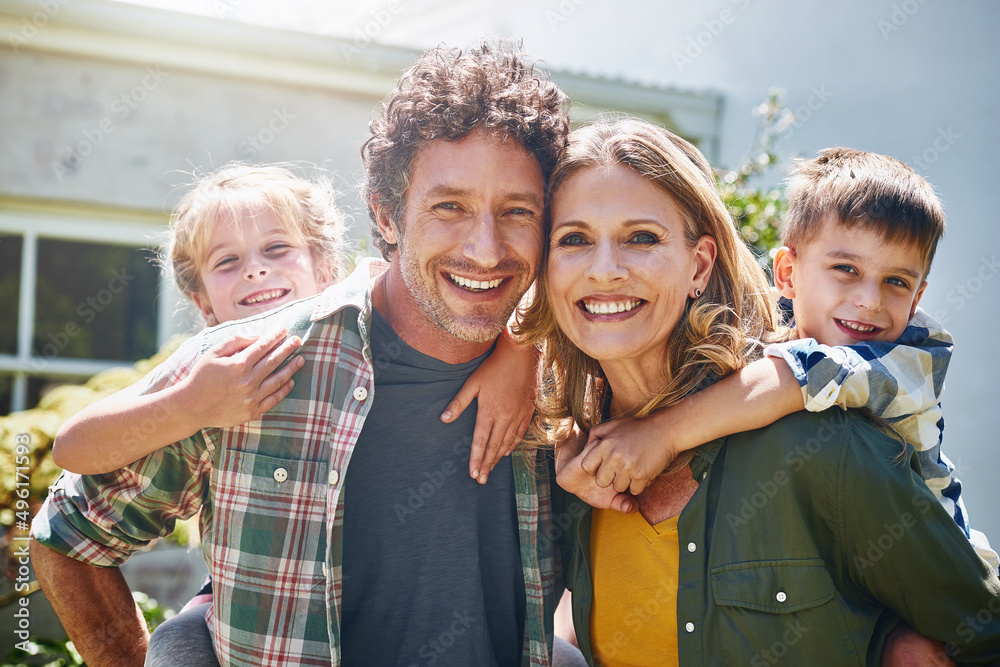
[695,289,702,298]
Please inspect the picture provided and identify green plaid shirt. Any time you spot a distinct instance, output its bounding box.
[33,258,560,666]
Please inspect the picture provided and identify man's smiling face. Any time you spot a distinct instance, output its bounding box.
[380,127,545,345]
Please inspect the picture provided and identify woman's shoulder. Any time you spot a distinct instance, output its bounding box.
[726,409,910,475]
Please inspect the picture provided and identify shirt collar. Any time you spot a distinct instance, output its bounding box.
[310,256,388,322]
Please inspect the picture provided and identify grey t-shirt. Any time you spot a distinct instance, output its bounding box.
[341,309,526,666]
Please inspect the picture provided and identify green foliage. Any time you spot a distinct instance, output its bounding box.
[2,593,172,667]
[716,88,796,277]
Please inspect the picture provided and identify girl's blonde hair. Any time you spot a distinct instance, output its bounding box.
[167,163,347,303]
[516,117,777,471]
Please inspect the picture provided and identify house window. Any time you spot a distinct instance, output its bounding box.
[0,212,172,415]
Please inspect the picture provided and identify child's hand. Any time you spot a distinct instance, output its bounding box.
[181,328,304,429]
[580,415,679,496]
[441,330,538,485]
[556,425,636,514]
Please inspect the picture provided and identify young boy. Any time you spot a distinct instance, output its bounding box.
[573,147,998,568]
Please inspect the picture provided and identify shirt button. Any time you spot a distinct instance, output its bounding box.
[329,469,340,485]
[701,471,707,480]
[273,467,288,483]
[353,386,368,401]
[776,591,787,603]
[687,542,697,553]
[685,622,695,633]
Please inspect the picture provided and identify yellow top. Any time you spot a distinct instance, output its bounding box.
[589,508,680,667]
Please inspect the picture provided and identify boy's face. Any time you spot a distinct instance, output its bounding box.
[192,208,331,325]
[773,216,927,346]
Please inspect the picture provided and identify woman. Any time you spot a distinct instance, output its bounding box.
[519,118,1000,666]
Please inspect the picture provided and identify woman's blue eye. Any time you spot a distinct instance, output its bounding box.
[631,232,658,245]
[557,233,586,246]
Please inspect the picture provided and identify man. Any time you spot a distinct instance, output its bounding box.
[31,40,570,667]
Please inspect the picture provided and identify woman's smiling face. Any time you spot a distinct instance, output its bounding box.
[547,164,715,370]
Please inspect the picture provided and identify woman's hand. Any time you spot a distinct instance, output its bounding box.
[556,426,636,513]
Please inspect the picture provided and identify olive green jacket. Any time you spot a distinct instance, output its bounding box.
[561,410,1000,666]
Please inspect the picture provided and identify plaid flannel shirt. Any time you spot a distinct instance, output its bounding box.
[765,302,998,568]
[32,258,560,666]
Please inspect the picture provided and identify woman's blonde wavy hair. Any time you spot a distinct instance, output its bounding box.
[516,117,777,471]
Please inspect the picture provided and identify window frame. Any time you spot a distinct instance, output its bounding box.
[0,205,179,413]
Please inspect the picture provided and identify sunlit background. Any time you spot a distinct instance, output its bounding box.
[2,0,998,559]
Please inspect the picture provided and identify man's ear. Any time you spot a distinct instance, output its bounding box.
[909,280,928,320]
[191,292,219,327]
[373,204,399,246]
[773,246,797,299]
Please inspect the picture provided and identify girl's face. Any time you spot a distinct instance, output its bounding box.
[546,164,715,370]
[193,208,331,325]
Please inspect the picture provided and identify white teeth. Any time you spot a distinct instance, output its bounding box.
[583,299,640,315]
[449,274,503,291]
[839,319,876,332]
[243,289,285,305]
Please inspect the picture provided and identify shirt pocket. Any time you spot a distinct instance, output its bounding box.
[710,559,860,666]
[711,558,834,613]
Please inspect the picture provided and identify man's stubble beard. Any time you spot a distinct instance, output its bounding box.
[395,241,530,344]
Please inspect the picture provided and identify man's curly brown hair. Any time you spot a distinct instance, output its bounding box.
[361,39,570,259]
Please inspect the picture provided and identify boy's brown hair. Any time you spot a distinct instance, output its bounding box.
[782,147,946,276]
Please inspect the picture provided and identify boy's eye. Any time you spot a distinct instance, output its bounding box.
[629,231,659,245]
[833,264,858,275]
[266,243,291,252]
[885,276,910,288]
[212,257,237,270]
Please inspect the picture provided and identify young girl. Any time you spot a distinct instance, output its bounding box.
[51,163,538,665]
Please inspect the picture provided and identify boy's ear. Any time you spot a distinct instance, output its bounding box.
[373,203,399,246]
[192,292,219,327]
[773,246,797,299]
[909,280,928,320]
